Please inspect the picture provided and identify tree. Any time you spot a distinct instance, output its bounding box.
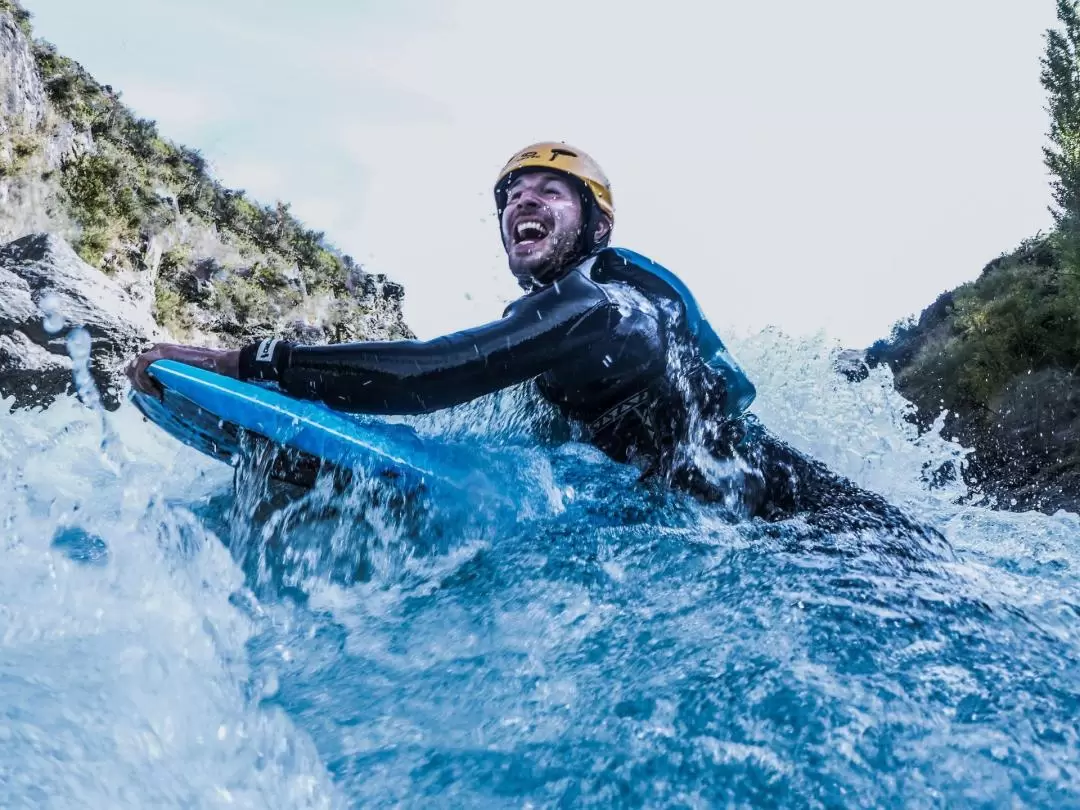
[1043,0,1080,248]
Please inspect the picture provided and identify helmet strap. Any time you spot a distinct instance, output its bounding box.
[571,180,609,262]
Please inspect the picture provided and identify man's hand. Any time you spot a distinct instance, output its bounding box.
[126,343,242,399]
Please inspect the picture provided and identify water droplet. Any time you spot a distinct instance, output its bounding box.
[50,526,109,566]
[261,669,280,698]
[39,293,65,334]
[65,327,92,363]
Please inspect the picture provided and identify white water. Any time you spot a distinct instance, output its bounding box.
[0,327,1075,807]
[0,392,341,808]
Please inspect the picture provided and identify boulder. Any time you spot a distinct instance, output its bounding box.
[0,232,159,409]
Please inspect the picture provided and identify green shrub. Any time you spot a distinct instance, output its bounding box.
[158,245,192,280]
[73,225,111,268]
[0,134,38,177]
[895,236,1080,412]
[153,281,191,336]
[60,151,146,265]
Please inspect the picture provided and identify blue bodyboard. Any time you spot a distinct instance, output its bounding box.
[129,360,479,493]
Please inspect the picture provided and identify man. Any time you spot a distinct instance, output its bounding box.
[129,142,939,542]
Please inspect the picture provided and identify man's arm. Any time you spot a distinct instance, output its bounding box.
[239,277,614,414]
[127,342,241,400]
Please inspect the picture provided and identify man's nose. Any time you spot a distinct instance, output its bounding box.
[514,189,543,209]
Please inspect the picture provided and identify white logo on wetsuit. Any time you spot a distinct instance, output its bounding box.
[255,338,280,364]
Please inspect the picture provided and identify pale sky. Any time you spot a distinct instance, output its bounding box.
[25,0,1058,345]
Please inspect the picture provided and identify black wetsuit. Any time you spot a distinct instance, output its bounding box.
[238,247,937,539]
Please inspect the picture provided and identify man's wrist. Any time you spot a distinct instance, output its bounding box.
[238,338,290,382]
[219,349,241,379]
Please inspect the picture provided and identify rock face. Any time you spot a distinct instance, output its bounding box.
[857,347,1080,515]
[0,10,44,133]
[0,233,157,408]
[0,1,414,411]
[851,235,1080,515]
[0,10,81,244]
[959,367,1080,513]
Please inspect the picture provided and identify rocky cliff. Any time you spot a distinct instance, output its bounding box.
[836,0,1080,517]
[853,234,1080,515]
[0,0,411,410]
[0,232,156,407]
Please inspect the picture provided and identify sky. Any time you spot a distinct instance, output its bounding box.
[24,0,1059,346]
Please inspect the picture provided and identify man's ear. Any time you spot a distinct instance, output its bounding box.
[593,215,612,244]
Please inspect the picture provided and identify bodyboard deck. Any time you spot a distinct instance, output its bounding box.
[129,360,478,492]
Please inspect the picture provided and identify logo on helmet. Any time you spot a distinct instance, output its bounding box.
[549,148,578,162]
[515,147,579,163]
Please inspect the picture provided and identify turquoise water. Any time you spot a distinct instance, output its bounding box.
[2,331,1078,808]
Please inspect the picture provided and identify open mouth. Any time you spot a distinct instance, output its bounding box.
[513,219,550,246]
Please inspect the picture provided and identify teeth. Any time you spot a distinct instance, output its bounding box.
[516,221,548,239]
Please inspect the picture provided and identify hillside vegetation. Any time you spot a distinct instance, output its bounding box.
[0,0,410,346]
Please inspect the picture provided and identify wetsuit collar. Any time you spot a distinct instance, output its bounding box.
[521,251,602,293]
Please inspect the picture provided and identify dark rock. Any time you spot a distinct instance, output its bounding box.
[0,232,156,410]
[950,367,1080,513]
[282,319,329,345]
[0,330,71,408]
[376,277,405,303]
[834,348,870,383]
[174,268,213,303]
[351,270,405,303]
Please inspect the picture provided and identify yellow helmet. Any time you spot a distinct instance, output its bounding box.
[494,142,614,223]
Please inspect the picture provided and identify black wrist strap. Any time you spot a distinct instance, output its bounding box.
[238,338,290,382]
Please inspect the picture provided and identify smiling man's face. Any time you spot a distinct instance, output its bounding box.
[500,171,586,286]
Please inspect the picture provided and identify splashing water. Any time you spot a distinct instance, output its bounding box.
[2,326,1078,808]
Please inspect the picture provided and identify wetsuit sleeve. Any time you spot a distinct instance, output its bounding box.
[238,281,615,414]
